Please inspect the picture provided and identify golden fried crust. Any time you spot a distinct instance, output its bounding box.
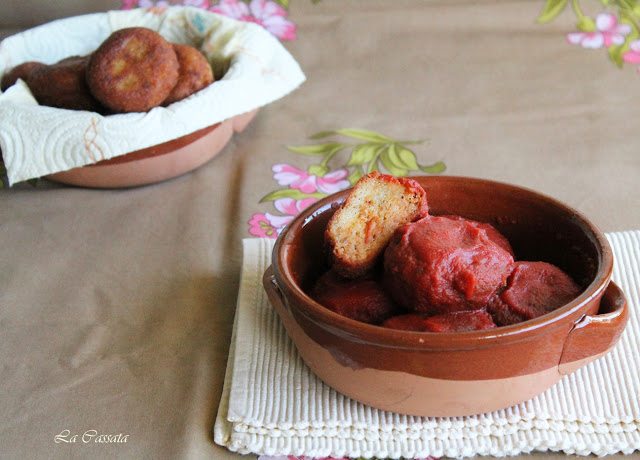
[27,56,104,112]
[325,171,429,279]
[1,61,46,92]
[86,27,179,113]
[162,43,214,106]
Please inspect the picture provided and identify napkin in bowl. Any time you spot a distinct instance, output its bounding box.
[214,231,640,458]
[0,7,305,185]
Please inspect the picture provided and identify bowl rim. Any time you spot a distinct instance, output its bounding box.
[271,175,614,351]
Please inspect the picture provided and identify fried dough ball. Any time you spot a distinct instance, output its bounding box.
[325,172,428,279]
[1,61,46,92]
[162,43,214,106]
[86,27,179,113]
[27,56,104,112]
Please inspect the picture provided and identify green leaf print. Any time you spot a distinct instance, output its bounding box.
[347,144,382,166]
[538,0,640,72]
[286,128,445,182]
[333,128,396,143]
[307,130,339,140]
[260,188,326,203]
[576,15,597,32]
[251,127,445,238]
[609,11,639,67]
[385,144,420,171]
[538,0,569,23]
[286,142,344,155]
[380,151,408,177]
[347,167,365,185]
[420,160,447,174]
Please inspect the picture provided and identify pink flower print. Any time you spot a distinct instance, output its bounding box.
[274,197,318,216]
[566,13,631,49]
[247,212,288,238]
[273,164,317,193]
[121,0,139,9]
[183,0,211,7]
[623,39,640,72]
[268,197,318,233]
[314,168,351,193]
[272,164,350,194]
[136,0,169,7]
[210,0,249,18]
[210,0,297,40]
[248,198,318,238]
[122,0,211,8]
[248,213,280,238]
[248,0,297,40]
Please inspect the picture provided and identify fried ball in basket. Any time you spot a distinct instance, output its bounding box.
[1,61,46,92]
[162,43,214,106]
[86,27,179,113]
[27,55,104,112]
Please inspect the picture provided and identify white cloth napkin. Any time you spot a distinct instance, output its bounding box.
[214,231,640,458]
[0,7,305,185]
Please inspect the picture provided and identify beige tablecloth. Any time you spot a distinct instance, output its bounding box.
[0,1,639,459]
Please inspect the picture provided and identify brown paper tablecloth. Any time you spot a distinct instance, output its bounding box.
[0,1,638,459]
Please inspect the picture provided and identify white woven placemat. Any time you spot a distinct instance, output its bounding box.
[214,231,640,458]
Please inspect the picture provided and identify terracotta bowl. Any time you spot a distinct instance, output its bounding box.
[46,109,258,188]
[263,175,629,417]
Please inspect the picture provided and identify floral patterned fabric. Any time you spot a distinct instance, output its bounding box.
[122,0,297,39]
[539,0,640,70]
[0,1,639,460]
[248,129,444,238]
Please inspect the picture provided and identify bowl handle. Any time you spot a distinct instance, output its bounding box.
[263,265,287,311]
[558,281,629,375]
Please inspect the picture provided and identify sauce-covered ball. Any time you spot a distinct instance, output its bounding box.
[488,261,582,326]
[441,214,514,256]
[384,216,515,315]
[311,269,398,325]
[382,309,497,333]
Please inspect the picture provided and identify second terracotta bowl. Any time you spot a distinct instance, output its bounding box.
[46,110,258,188]
[264,176,628,417]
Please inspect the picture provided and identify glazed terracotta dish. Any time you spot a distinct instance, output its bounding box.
[47,109,257,188]
[264,176,629,417]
